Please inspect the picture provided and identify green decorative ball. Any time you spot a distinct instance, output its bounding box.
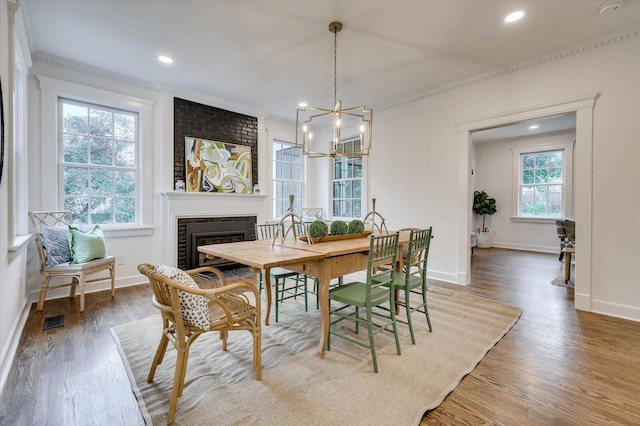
[308,220,329,238]
[348,219,365,234]
[330,220,349,236]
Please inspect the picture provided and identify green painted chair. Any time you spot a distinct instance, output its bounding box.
[376,227,433,344]
[327,232,401,373]
[255,223,308,322]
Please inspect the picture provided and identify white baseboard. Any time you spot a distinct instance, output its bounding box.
[428,269,461,285]
[0,300,30,398]
[489,242,557,253]
[590,298,640,322]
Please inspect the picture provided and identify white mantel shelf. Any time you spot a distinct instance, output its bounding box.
[159,191,269,265]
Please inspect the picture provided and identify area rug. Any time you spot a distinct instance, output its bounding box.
[112,286,521,425]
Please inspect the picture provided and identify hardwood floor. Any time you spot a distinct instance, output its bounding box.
[1,248,639,425]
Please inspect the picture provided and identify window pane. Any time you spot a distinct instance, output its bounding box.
[115,170,136,196]
[548,185,562,216]
[92,169,113,195]
[282,162,292,180]
[535,153,549,168]
[534,186,547,215]
[549,167,563,183]
[354,159,362,177]
[114,113,135,141]
[90,137,113,165]
[353,199,361,218]
[548,151,563,168]
[333,200,341,217]
[63,103,88,134]
[521,186,534,215]
[115,197,136,223]
[293,163,302,181]
[65,196,88,224]
[282,147,292,162]
[522,169,534,184]
[63,135,88,163]
[333,182,340,198]
[115,141,135,167]
[64,166,88,195]
[90,196,113,224]
[522,154,535,169]
[341,200,349,217]
[89,109,113,137]
[334,160,342,179]
[535,168,549,183]
[344,180,352,198]
[353,180,361,198]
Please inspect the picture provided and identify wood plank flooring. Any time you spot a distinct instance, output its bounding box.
[1,248,639,425]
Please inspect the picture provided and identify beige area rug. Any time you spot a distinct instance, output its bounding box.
[112,285,521,425]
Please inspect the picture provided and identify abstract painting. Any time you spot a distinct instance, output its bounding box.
[185,137,252,193]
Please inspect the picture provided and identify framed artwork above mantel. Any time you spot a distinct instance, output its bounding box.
[185,137,253,193]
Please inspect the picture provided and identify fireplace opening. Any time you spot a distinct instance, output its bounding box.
[180,217,256,270]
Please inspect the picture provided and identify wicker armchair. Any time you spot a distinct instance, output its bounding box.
[138,264,261,425]
[29,211,115,312]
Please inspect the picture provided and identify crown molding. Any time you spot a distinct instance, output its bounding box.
[377,26,640,113]
[32,52,160,92]
[161,87,265,119]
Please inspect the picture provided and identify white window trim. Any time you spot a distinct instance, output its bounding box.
[37,76,154,236]
[266,127,301,221]
[511,140,575,223]
[8,2,32,260]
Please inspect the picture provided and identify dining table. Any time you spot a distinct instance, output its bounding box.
[198,230,410,358]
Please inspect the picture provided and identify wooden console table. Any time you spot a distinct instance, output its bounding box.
[562,247,575,283]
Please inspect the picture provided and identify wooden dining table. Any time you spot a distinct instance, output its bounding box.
[198,231,410,358]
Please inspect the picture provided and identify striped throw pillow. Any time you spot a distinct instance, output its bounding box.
[42,226,73,267]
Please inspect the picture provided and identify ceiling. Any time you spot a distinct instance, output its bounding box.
[471,113,577,143]
[21,0,640,124]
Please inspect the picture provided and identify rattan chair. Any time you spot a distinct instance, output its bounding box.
[28,210,115,312]
[138,264,261,425]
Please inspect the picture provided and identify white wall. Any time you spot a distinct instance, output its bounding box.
[372,32,640,321]
[474,131,576,252]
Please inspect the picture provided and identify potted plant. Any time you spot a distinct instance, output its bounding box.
[473,190,497,248]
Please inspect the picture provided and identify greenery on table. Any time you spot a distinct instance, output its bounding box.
[348,219,365,234]
[309,220,329,238]
[330,220,349,235]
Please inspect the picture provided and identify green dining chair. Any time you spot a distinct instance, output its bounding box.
[327,232,401,373]
[255,223,308,322]
[376,227,433,344]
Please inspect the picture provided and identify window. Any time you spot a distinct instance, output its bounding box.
[273,141,303,218]
[513,142,574,219]
[60,99,138,225]
[332,138,362,218]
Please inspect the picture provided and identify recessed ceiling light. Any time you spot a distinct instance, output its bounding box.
[505,10,525,23]
[298,102,308,108]
[158,55,173,64]
[529,125,539,129]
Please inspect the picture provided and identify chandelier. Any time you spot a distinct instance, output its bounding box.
[295,22,373,158]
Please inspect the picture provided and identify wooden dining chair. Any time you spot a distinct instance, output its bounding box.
[376,227,433,344]
[138,263,261,425]
[327,232,401,373]
[255,223,308,321]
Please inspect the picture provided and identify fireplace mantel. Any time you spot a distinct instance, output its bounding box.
[159,191,268,265]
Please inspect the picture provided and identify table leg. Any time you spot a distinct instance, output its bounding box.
[564,252,572,283]
[317,260,331,359]
[264,268,272,326]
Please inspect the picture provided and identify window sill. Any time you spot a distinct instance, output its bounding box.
[8,234,32,262]
[511,217,558,224]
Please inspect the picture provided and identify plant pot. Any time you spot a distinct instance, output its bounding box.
[476,232,491,248]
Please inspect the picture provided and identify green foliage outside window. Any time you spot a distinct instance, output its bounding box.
[61,100,137,225]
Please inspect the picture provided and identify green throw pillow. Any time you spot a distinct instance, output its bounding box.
[68,225,107,264]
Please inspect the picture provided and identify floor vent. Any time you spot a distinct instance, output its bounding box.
[43,314,65,331]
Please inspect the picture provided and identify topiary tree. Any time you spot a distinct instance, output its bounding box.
[347,219,365,234]
[330,220,348,235]
[308,220,329,238]
[473,190,497,232]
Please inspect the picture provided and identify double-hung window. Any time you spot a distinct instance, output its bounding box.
[60,99,138,225]
[332,138,362,219]
[513,142,574,219]
[273,140,303,218]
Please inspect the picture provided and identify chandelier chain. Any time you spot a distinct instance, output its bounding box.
[333,27,337,107]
